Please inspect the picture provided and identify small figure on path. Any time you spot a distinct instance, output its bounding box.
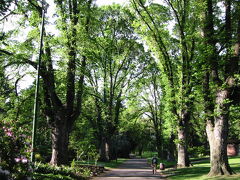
[151,155,158,174]
[159,162,165,170]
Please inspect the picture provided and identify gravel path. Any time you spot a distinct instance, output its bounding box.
[91,158,167,180]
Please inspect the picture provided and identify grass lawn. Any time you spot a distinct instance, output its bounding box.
[76,158,128,169]
[139,151,158,158]
[166,156,240,180]
[33,173,74,180]
[98,158,128,168]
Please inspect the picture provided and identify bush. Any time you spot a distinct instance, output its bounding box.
[0,122,32,179]
[33,162,90,179]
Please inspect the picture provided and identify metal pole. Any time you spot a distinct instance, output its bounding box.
[30,1,47,163]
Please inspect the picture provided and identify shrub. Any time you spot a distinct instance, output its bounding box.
[0,122,32,179]
[33,162,90,179]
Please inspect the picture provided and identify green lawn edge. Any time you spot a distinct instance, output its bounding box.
[165,156,240,180]
[76,158,128,169]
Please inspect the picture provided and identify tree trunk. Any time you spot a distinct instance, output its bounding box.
[206,89,232,176]
[201,0,234,175]
[99,137,110,162]
[177,110,190,167]
[177,127,189,167]
[50,117,70,165]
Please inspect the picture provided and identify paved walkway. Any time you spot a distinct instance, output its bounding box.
[91,158,167,180]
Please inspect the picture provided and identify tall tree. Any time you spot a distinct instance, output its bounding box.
[131,0,197,167]
[140,62,164,158]
[0,0,93,165]
[201,0,240,175]
[84,5,150,161]
[42,0,93,165]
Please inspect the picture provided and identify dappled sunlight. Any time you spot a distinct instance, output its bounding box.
[167,156,240,180]
[1,0,239,179]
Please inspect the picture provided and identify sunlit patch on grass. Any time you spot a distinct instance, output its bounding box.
[165,156,240,180]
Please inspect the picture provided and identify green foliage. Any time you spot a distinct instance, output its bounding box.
[229,105,240,140]
[0,0,13,16]
[69,117,98,162]
[0,122,32,179]
[1,0,240,177]
[188,146,208,158]
[34,162,89,179]
[120,102,153,153]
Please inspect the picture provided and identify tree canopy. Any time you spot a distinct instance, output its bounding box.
[0,0,239,178]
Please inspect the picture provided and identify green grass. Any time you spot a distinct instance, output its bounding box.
[140,151,158,158]
[165,156,240,180]
[146,157,176,168]
[99,158,128,168]
[33,173,76,180]
[76,158,128,169]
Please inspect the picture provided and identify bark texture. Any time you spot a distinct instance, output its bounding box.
[50,117,69,165]
[206,90,232,176]
[177,112,190,167]
[99,137,110,162]
[177,128,187,167]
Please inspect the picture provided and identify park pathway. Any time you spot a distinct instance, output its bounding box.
[91,158,167,180]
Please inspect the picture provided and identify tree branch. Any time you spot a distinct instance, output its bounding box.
[0,11,17,21]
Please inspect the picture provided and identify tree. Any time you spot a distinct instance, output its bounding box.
[201,0,240,176]
[139,62,164,158]
[131,0,198,167]
[83,5,150,161]
[0,0,93,165]
[0,0,14,16]
[40,0,94,165]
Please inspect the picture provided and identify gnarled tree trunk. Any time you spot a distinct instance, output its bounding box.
[202,0,239,176]
[50,117,70,165]
[206,90,232,176]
